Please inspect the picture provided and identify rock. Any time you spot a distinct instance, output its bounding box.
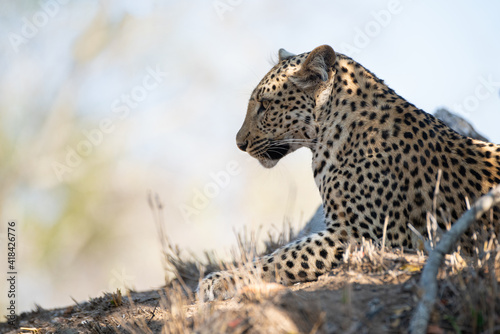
[433,108,489,141]
[294,206,326,241]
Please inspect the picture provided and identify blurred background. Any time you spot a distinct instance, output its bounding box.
[1,0,500,316]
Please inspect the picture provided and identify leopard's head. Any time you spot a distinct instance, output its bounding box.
[236,45,336,168]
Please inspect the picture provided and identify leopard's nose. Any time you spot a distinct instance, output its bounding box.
[237,141,248,152]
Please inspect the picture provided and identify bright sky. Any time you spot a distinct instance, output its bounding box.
[1,0,500,313]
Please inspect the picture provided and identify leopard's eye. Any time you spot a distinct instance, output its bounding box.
[257,100,270,114]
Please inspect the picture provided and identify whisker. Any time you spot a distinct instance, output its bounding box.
[268,139,315,149]
[252,141,269,152]
[272,139,314,145]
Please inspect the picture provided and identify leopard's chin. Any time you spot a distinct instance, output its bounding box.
[258,158,280,169]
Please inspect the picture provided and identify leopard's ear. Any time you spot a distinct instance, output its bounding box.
[278,48,295,62]
[290,45,336,90]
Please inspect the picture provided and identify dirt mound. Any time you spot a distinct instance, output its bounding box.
[2,240,498,334]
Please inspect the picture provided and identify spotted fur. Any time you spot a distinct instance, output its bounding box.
[198,45,500,301]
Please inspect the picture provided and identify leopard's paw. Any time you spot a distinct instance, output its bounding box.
[196,271,236,302]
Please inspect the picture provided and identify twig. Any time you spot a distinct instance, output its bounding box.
[147,300,159,325]
[408,223,426,249]
[432,169,442,223]
[381,216,389,252]
[410,185,500,334]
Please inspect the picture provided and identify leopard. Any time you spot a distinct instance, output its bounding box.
[197,44,500,301]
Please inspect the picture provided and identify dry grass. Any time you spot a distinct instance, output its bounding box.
[2,195,499,333]
[435,241,500,333]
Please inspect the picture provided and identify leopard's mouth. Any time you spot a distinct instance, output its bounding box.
[257,142,290,168]
[266,143,290,160]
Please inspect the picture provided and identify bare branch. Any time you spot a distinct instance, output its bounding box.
[410,185,500,334]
